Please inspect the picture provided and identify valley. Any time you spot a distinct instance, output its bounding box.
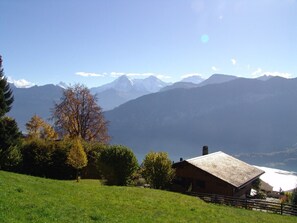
[8,74,297,171]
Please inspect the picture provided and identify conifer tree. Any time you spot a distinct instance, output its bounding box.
[26,115,57,140]
[0,56,20,170]
[25,115,44,138]
[0,117,22,170]
[67,138,88,182]
[0,55,14,117]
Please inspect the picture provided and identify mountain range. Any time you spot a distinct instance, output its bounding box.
[161,74,237,91]
[105,77,297,171]
[8,74,235,130]
[8,84,64,131]
[8,75,169,131]
[7,74,297,171]
[90,75,168,111]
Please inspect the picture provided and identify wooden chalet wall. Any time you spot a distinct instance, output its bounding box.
[173,162,252,197]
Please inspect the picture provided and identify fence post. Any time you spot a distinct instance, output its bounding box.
[281,203,283,215]
[245,199,248,209]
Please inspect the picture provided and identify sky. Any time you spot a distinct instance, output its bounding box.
[1,0,297,88]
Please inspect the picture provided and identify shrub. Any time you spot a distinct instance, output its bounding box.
[98,145,138,186]
[49,143,74,179]
[82,142,107,179]
[20,139,74,179]
[0,145,22,171]
[142,151,175,189]
[21,139,53,177]
[130,169,147,187]
[255,191,267,199]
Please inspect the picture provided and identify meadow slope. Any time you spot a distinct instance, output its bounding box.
[0,171,296,223]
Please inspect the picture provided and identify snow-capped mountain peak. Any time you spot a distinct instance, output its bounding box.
[91,75,168,94]
[57,82,69,89]
[133,75,168,93]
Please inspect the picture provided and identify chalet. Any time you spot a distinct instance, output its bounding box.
[172,147,264,198]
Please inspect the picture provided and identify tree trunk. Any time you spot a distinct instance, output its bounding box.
[76,169,80,182]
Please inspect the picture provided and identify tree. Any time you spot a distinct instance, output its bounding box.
[0,55,14,117]
[67,138,88,182]
[0,117,22,170]
[26,115,57,140]
[142,151,175,189]
[291,187,297,205]
[0,56,20,170]
[98,145,138,186]
[40,121,58,139]
[52,84,109,143]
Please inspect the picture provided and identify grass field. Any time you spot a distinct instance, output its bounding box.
[0,170,296,223]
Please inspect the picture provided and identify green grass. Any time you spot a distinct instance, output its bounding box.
[0,171,296,223]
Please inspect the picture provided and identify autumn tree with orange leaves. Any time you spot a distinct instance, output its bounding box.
[52,84,109,143]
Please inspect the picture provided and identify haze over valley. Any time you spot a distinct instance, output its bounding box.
[8,74,297,171]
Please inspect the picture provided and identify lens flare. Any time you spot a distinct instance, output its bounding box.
[201,34,209,43]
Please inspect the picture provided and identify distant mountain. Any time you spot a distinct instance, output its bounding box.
[9,75,297,171]
[57,82,69,89]
[161,74,237,92]
[160,82,198,92]
[91,75,168,110]
[256,75,274,81]
[133,75,168,92]
[8,76,169,130]
[181,75,204,84]
[198,73,238,87]
[92,75,134,93]
[8,84,63,132]
[105,77,297,171]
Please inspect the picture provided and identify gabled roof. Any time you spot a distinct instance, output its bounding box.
[180,151,264,188]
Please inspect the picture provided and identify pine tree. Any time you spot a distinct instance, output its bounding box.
[0,56,20,170]
[0,55,14,117]
[0,117,22,170]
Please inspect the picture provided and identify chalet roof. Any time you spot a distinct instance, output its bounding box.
[184,151,264,188]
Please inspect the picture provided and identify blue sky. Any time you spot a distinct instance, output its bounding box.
[1,0,296,88]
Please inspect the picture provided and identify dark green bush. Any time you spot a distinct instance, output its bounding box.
[0,117,22,170]
[20,139,109,180]
[18,138,138,183]
[20,139,74,179]
[98,145,138,186]
[21,139,52,177]
[254,191,267,199]
[82,142,107,179]
[48,141,74,179]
